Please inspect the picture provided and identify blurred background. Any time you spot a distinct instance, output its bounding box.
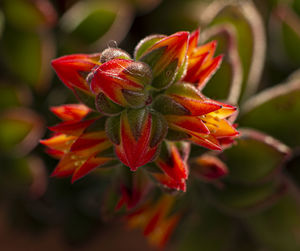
[0,0,300,250]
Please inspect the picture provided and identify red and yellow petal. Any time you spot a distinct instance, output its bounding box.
[50,104,90,121]
[50,153,83,178]
[40,134,76,152]
[207,101,237,119]
[146,31,189,75]
[48,119,96,136]
[189,132,222,151]
[187,29,200,57]
[183,52,209,83]
[152,172,186,191]
[156,144,189,185]
[70,131,111,154]
[71,155,112,183]
[90,59,145,106]
[193,40,217,60]
[203,115,239,138]
[196,55,223,89]
[148,213,180,249]
[166,115,209,135]
[169,95,221,116]
[51,53,101,91]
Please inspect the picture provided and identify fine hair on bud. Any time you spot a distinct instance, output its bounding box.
[100,48,131,63]
[124,61,153,86]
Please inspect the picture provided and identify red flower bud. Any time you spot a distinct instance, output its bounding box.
[100,48,131,63]
[90,59,152,108]
[191,154,228,181]
[136,32,189,89]
[51,53,101,91]
[149,141,190,192]
[106,108,167,171]
[153,83,238,151]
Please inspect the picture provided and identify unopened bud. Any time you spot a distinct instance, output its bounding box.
[100,48,131,63]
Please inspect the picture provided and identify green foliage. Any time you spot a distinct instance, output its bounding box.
[1,0,300,250]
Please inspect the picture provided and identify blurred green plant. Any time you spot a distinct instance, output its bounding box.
[0,0,300,250]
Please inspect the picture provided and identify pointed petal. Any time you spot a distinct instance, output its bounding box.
[51,53,101,91]
[166,115,210,134]
[70,131,109,153]
[148,214,180,249]
[45,148,64,159]
[193,40,217,59]
[139,31,189,89]
[203,115,239,138]
[187,29,200,56]
[50,153,82,178]
[197,55,223,89]
[50,104,90,121]
[48,119,96,136]
[40,134,76,151]
[189,133,222,151]
[152,172,186,191]
[116,111,157,170]
[163,83,222,116]
[71,155,112,183]
[183,52,209,83]
[207,101,237,119]
[170,94,222,116]
[143,31,189,74]
[156,144,189,182]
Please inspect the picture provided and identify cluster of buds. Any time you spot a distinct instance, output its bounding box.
[43,29,239,191]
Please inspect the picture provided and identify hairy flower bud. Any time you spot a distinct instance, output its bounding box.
[51,53,101,91]
[90,59,152,108]
[51,53,101,108]
[100,48,131,63]
[135,32,189,90]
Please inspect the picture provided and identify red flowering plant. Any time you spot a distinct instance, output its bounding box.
[42,29,239,248]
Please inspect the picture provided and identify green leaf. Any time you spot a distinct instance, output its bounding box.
[205,178,286,214]
[246,194,300,251]
[0,83,31,109]
[240,78,300,148]
[0,108,44,155]
[204,2,265,102]
[60,1,131,52]
[3,0,56,30]
[281,9,300,65]
[0,10,4,38]
[222,129,290,184]
[0,157,33,192]
[200,25,243,104]
[177,208,235,251]
[1,27,54,90]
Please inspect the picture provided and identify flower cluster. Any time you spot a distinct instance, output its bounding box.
[42,29,238,191]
